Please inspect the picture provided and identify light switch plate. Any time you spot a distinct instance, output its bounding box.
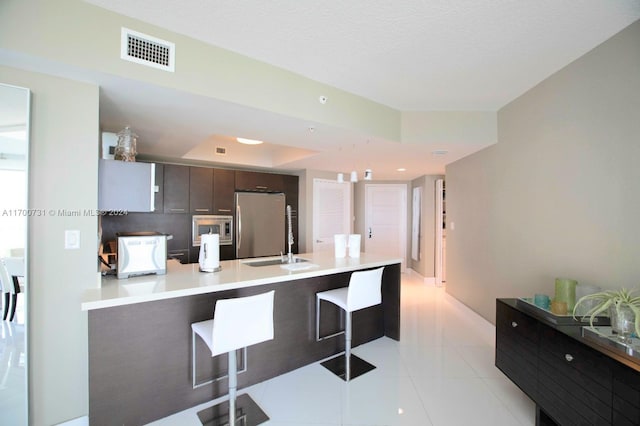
[65,230,81,249]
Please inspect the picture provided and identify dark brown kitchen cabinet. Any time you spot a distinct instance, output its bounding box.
[163,164,190,214]
[167,249,189,264]
[213,168,235,214]
[189,167,213,213]
[235,170,284,192]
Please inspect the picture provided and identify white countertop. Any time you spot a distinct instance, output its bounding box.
[82,252,402,311]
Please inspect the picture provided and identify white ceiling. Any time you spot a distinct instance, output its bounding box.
[85,0,640,179]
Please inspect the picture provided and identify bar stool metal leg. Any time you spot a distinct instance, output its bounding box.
[228,349,237,426]
[345,312,352,381]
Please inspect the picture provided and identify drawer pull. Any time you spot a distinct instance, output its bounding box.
[565,354,574,362]
[511,321,518,328]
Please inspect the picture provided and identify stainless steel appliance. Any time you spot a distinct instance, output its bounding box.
[192,215,233,247]
[235,192,285,258]
[116,232,168,279]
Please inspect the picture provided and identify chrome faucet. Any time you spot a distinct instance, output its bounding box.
[286,205,293,263]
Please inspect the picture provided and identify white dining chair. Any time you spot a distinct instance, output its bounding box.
[1,257,25,322]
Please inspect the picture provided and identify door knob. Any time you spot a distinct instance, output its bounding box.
[368,227,372,238]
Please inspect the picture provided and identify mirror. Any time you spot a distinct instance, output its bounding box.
[0,83,30,425]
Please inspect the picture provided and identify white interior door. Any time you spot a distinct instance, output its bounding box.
[365,184,407,271]
[312,179,351,253]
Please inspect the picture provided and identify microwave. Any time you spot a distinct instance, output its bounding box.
[192,215,233,246]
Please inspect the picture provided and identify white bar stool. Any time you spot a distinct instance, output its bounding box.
[191,290,275,426]
[315,267,384,381]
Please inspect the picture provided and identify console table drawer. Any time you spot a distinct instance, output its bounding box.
[613,363,640,424]
[539,325,612,390]
[496,300,539,399]
[538,325,612,424]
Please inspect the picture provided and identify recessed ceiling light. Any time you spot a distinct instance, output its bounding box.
[236,137,263,145]
[432,150,448,156]
[397,168,406,172]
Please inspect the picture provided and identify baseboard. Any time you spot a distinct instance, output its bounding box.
[56,416,89,426]
[406,268,437,286]
[444,292,495,338]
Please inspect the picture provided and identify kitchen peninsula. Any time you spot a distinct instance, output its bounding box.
[83,252,401,425]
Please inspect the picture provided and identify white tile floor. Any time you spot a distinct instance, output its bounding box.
[149,272,536,426]
[0,297,27,426]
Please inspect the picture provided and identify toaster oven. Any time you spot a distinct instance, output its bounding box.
[116,232,167,279]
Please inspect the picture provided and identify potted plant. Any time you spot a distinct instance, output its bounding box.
[573,288,640,342]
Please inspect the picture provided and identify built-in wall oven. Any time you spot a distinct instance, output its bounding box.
[192,215,233,246]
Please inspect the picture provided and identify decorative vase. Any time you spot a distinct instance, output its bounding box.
[555,278,578,312]
[610,304,635,343]
[114,126,137,162]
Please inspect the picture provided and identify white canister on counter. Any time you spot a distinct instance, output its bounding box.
[348,234,361,258]
[334,234,347,258]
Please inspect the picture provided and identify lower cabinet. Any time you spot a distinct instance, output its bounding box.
[496,299,627,426]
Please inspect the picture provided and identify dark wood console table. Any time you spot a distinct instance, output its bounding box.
[496,298,640,426]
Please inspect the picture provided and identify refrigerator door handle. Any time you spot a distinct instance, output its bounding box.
[236,204,242,254]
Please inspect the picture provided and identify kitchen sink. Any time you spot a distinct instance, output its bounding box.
[243,257,309,267]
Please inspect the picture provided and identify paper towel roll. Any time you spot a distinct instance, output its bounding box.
[199,233,220,272]
[334,234,347,258]
[348,234,361,258]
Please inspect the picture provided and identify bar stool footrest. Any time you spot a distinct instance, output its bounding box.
[320,354,376,381]
[197,393,269,426]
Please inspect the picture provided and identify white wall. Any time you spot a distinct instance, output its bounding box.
[445,20,640,323]
[0,66,99,425]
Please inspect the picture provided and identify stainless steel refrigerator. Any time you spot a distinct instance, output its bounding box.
[235,192,286,258]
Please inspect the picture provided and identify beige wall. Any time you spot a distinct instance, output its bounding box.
[446,20,640,323]
[0,66,99,425]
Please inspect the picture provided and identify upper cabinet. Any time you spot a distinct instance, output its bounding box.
[153,163,164,213]
[98,160,156,212]
[213,169,235,214]
[189,167,213,213]
[163,164,190,214]
[235,170,284,192]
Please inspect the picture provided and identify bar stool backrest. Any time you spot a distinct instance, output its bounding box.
[211,290,275,357]
[0,257,23,295]
[347,267,384,312]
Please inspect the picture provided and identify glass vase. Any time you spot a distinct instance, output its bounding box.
[610,304,636,343]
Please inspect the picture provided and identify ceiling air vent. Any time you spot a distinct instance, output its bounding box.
[215,147,227,155]
[121,28,175,72]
